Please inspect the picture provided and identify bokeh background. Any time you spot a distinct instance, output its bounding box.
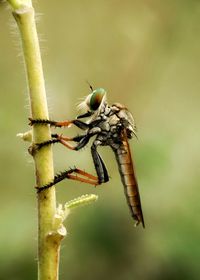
[1,1,200,279]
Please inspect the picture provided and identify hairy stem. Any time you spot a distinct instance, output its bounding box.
[8,2,61,279]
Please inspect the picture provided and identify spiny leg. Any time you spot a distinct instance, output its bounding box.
[34,136,109,192]
[41,133,96,153]
[29,117,73,127]
[57,134,91,151]
[29,117,89,130]
[29,106,94,128]
[31,133,101,192]
[36,168,99,193]
[67,169,98,185]
[76,111,93,119]
[29,133,90,155]
[29,117,102,130]
[51,135,110,185]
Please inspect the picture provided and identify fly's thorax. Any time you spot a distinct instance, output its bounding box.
[98,103,110,119]
[108,114,120,126]
[116,109,136,139]
[98,120,110,132]
[111,103,126,112]
[88,127,101,135]
[94,106,113,132]
[98,115,121,134]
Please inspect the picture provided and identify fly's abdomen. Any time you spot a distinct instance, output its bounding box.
[113,140,145,228]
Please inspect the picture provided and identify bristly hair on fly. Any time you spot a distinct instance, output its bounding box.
[76,94,92,112]
[76,80,94,112]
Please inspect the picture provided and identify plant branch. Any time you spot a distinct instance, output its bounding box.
[7,1,61,279]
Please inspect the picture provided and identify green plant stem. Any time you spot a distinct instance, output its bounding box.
[10,4,61,280]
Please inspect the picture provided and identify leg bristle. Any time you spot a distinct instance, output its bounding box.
[36,169,78,193]
[28,118,58,126]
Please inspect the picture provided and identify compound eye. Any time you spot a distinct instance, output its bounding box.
[89,88,106,111]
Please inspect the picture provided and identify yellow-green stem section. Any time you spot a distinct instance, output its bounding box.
[13,6,59,280]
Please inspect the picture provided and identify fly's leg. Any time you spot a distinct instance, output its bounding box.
[28,133,92,155]
[32,132,102,192]
[28,137,60,155]
[29,117,102,130]
[29,118,106,190]
[34,126,102,152]
[91,141,109,184]
[41,138,110,187]
[29,108,94,128]
[55,134,91,151]
[28,115,92,155]
[29,118,89,130]
[36,168,99,193]
[34,133,99,192]
[52,127,102,152]
[29,117,102,154]
[76,111,93,119]
[29,118,73,127]
[66,169,98,186]
[36,133,109,186]
[50,134,110,185]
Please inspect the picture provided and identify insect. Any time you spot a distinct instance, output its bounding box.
[30,87,145,227]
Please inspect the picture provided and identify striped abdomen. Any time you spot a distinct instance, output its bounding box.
[113,135,145,227]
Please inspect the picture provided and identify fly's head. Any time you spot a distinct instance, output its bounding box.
[78,88,107,117]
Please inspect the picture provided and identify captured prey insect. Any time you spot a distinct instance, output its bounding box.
[30,87,145,227]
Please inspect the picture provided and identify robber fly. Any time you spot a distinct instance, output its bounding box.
[30,87,145,227]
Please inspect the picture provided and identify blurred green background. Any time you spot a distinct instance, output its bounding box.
[1,1,200,279]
